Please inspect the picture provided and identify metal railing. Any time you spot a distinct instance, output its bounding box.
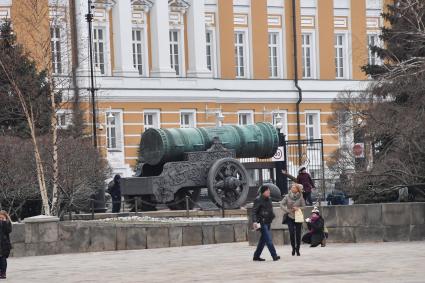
[83,196,226,221]
[285,139,326,205]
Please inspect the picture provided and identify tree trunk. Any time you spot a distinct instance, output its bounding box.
[0,58,51,216]
[50,83,59,216]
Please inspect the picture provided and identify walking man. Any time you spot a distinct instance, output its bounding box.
[252,185,280,262]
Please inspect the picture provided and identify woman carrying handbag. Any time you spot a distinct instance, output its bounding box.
[280,183,305,256]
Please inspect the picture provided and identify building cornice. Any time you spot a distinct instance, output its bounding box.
[132,0,153,12]
[168,0,190,13]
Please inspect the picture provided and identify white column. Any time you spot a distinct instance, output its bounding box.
[186,0,211,78]
[112,0,139,76]
[74,0,89,77]
[150,0,176,77]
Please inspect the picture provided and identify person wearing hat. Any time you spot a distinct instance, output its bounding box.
[280,183,305,256]
[282,167,315,206]
[302,207,325,247]
[252,185,280,262]
[108,174,122,213]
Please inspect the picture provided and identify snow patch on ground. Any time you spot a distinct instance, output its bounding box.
[93,215,247,223]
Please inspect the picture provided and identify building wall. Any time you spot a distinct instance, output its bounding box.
[10,0,51,71]
[0,0,388,176]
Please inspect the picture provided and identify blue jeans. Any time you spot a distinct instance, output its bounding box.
[254,223,277,259]
[0,257,6,274]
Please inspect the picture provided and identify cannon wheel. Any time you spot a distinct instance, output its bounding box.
[167,189,201,210]
[207,158,249,209]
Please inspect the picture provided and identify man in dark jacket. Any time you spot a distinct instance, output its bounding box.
[108,174,122,213]
[252,185,280,261]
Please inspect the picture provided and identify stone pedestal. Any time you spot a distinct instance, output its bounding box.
[23,215,60,256]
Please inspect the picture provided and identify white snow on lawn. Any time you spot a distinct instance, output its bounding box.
[94,215,247,223]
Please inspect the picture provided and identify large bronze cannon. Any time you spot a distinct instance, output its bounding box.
[121,122,279,210]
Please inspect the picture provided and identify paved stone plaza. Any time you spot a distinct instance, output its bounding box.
[7,241,425,283]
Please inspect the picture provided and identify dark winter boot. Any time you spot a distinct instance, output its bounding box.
[296,247,301,256]
[292,248,296,256]
[0,271,6,279]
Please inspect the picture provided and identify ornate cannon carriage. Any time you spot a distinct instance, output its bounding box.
[121,122,279,210]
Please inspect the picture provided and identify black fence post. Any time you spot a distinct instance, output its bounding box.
[185,195,190,218]
[135,198,138,214]
[221,195,225,218]
[91,199,95,220]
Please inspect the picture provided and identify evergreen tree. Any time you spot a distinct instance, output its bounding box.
[329,0,425,202]
[363,1,425,78]
[0,20,53,137]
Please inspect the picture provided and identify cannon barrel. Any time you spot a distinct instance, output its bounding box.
[140,122,279,166]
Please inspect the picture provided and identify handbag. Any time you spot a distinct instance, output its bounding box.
[294,209,304,223]
[282,213,289,224]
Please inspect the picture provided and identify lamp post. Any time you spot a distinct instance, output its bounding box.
[274,113,288,195]
[86,0,98,148]
[215,111,225,127]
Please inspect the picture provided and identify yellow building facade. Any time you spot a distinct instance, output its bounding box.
[0,0,387,176]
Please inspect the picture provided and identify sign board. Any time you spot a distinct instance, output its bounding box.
[353,143,365,158]
[272,146,285,161]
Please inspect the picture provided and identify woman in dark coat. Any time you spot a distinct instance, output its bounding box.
[302,207,325,247]
[0,211,12,279]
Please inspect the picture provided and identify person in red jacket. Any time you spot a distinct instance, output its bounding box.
[282,166,315,205]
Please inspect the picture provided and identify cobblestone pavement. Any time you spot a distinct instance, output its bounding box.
[7,241,425,283]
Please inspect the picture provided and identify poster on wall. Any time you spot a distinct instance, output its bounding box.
[353,143,365,158]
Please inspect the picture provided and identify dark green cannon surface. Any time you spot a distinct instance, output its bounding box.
[140,122,279,166]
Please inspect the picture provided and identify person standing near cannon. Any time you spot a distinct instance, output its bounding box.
[252,185,280,262]
[108,175,122,213]
[282,167,315,206]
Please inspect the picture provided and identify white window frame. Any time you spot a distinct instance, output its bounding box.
[305,110,321,141]
[234,29,250,79]
[92,26,109,75]
[334,33,349,79]
[132,28,148,76]
[50,12,71,77]
[105,110,124,152]
[169,29,185,77]
[268,31,282,79]
[367,32,380,66]
[179,109,197,128]
[50,25,63,75]
[206,29,218,78]
[301,31,316,79]
[237,110,254,125]
[56,109,72,129]
[143,109,160,130]
[338,111,354,150]
[272,110,288,137]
